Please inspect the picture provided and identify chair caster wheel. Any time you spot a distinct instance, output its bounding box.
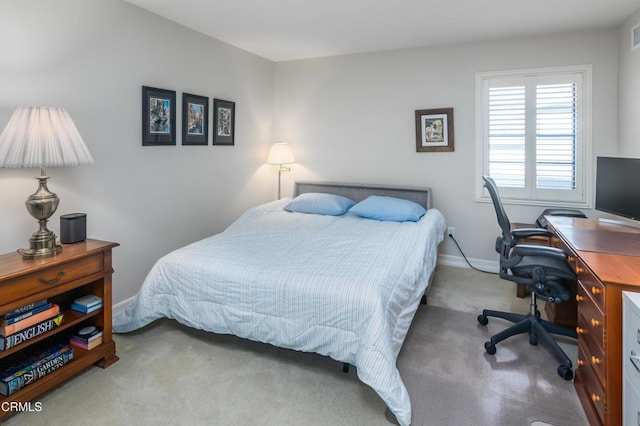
[558,365,573,381]
[484,341,496,355]
[478,314,488,326]
[529,334,538,345]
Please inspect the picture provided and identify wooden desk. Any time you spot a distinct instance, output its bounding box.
[546,216,640,426]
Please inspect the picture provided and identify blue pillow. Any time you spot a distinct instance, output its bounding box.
[349,195,426,222]
[284,193,356,216]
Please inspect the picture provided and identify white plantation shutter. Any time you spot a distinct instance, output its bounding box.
[488,85,525,188]
[476,66,590,206]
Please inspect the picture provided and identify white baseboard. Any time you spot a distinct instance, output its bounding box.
[112,296,135,317]
[438,254,499,273]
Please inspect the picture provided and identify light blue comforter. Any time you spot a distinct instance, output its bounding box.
[113,199,446,425]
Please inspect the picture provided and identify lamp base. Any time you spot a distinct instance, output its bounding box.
[19,228,62,259]
[19,172,62,260]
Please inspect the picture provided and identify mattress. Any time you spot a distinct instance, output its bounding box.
[113,198,446,425]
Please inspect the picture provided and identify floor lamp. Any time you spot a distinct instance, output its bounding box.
[0,107,94,259]
[266,142,295,199]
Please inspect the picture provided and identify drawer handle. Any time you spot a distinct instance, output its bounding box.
[631,350,640,373]
[577,358,584,366]
[591,318,601,327]
[576,327,584,334]
[576,266,585,274]
[576,294,584,302]
[568,256,575,262]
[591,356,602,365]
[591,393,601,403]
[591,286,601,295]
[38,271,65,285]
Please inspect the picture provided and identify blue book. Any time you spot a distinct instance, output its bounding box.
[1,303,53,326]
[4,299,48,320]
[71,303,102,314]
[72,295,102,308]
[0,344,74,396]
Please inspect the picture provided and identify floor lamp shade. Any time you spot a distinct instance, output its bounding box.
[0,106,94,259]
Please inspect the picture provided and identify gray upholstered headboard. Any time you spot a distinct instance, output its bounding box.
[294,181,433,209]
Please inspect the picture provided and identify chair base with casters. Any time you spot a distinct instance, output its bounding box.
[478,289,578,380]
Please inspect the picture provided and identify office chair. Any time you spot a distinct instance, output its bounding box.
[478,176,578,380]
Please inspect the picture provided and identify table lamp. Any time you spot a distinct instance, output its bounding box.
[0,106,94,259]
[266,142,295,199]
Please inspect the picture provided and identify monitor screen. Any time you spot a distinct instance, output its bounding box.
[595,157,640,221]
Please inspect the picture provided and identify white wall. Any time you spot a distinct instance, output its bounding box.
[619,7,640,156]
[273,29,619,265]
[0,0,275,304]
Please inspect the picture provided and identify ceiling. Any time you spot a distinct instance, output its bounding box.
[124,0,640,62]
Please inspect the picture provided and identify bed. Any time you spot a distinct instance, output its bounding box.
[113,181,447,426]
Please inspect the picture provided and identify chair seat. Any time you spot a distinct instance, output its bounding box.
[511,254,576,280]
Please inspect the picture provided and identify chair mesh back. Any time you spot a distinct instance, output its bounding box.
[483,176,514,247]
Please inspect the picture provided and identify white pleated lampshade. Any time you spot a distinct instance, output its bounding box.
[0,106,94,168]
[266,142,295,165]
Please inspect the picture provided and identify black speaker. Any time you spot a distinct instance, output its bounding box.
[60,213,87,244]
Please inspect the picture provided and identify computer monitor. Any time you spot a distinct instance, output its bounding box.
[595,156,640,221]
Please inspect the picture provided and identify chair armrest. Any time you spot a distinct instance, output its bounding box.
[511,228,553,240]
[511,244,567,261]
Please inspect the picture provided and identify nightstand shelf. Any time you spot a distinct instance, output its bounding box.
[0,239,118,417]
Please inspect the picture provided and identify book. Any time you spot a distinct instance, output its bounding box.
[69,336,102,350]
[4,299,48,320]
[0,314,64,351]
[72,294,102,309]
[70,303,102,314]
[0,344,69,384]
[0,344,74,396]
[0,303,54,327]
[0,305,60,337]
[70,326,102,343]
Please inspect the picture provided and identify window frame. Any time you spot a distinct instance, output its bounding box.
[474,65,593,208]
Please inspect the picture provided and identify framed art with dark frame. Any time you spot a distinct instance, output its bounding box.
[213,98,235,146]
[415,108,454,152]
[182,93,209,146]
[142,86,176,146]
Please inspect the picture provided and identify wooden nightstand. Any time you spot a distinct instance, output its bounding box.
[0,239,118,417]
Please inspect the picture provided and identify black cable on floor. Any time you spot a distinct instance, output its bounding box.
[448,233,498,275]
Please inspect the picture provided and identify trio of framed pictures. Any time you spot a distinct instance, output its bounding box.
[142,86,235,146]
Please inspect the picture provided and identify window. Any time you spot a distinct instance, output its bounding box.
[475,65,592,207]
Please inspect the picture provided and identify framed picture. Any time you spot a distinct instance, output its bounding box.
[182,93,209,145]
[213,99,235,146]
[415,108,454,152]
[142,86,176,146]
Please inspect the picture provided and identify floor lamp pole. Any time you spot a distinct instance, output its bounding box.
[277,165,290,200]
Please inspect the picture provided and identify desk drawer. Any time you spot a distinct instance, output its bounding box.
[578,343,606,424]
[577,283,605,347]
[577,260,605,310]
[578,314,606,385]
[0,253,104,308]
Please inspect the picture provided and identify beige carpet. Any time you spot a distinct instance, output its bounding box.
[2,265,587,425]
[399,305,587,426]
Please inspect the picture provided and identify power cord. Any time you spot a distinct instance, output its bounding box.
[448,233,497,275]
